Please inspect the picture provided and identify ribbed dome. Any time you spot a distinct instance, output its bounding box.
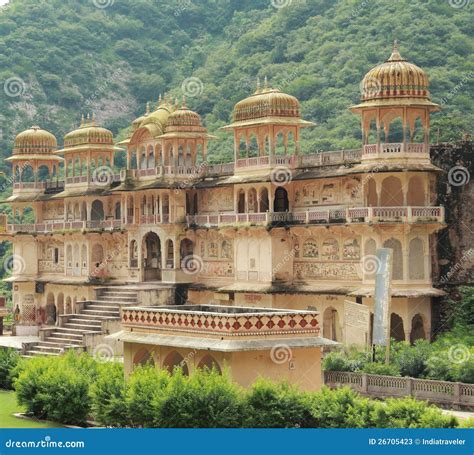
[167,106,202,129]
[360,43,430,102]
[64,115,113,148]
[233,83,300,123]
[13,126,57,155]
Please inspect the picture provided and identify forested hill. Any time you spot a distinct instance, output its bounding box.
[0,0,472,166]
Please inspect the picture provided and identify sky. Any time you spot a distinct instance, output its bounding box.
[0,0,9,6]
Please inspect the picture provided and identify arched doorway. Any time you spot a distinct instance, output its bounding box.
[92,244,105,275]
[237,190,245,213]
[323,307,340,342]
[197,354,222,374]
[180,238,196,273]
[383,238,403,280]
[380,177,403,206]
[143,232,161,281]
[91,200,105,221]
[390,313,405,342]
[410,314,426,344]
[260,188,269,212]
[45,293,56,326]
[274,187,289,212]
[162,351,189,376]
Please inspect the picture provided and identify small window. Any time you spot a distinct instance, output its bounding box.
[53,248,59,264]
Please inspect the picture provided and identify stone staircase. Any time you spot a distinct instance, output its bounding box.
[23,287,138,357]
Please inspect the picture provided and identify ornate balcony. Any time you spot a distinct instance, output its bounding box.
[362,143,428,160]
[186,206,445,228]
[6,219,123,234]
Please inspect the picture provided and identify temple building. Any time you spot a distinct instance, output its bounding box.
[0,43,446,363]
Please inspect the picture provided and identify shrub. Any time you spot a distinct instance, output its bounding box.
[154,368,244,428]
[0,348,20,389]
[309,386,377,428]
[372,397,457,428]
[322,352,353,372]
[14,351,98,425]
[459,417,474,428]
[90,362,128,427]
[244,379,314,428]
[126,366,169,428]
[391,340,432,378]
[361,362,400,376]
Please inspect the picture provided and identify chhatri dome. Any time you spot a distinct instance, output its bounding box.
[12,125,57,155]
[63,114,114,149]
[354,41,439,110]
[233,77,300,123]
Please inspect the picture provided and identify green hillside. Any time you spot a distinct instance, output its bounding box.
[0,0,472,166]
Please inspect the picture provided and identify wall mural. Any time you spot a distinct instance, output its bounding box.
[294,262,360,281]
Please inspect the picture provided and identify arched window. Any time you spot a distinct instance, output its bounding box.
[409,238,425,280]
[197,355,221,374]
[364,238,377,280]
[45,293,56,325]
[115,202,121,220]
[166,239,174,268]
[129,240,138,268]
[248,188,258,213]
[91,200,105,221]
[38,165,50,182]
[248,134,258,158]
[323,307,340,341]
[274,187,289,212]
[237,190,246,213]
[381,177,403,206]
[162,351,189,376]
[133,348,155,367]
[390,313,405,342]
[367,178,377,207]
[407,176,425,206]
[259,188,269,212]
[92,244,104,267]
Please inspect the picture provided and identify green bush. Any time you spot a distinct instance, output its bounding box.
[0,348,20,390]
[244,379,314,428]
[459,417,474,428]
[154,368,244,428]
[361,362,400,376]
[309,386,377,428]
[126,366,169,428]
[391,340,432,378]
[372,397,457,428]
[14,351,98,425]
[90,362,128,427]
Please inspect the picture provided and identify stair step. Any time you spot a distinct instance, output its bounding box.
[50,331,83,340]
[64,322,104,330]
[25,350,60,356]
[70,313,118,320]
[85,304,121,310]
[53,327,101,334]
[47,337,83,346]
[81,309,120,317]
[68,318,102,325]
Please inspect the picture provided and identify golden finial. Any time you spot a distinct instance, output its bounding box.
[91,112,96,124]
[264,76,269,90]
[182,95,187,108]
[80,114,85,127]
[388,39,403,62]
[146,102,150,115]
[159,93,162,103]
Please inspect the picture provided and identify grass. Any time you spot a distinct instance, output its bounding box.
[0,390,64,428]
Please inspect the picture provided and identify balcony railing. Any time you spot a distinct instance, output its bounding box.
[7,219,123,233]
[187,206,445,227]
[363,143,427,157]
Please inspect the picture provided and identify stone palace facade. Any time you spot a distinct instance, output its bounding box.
[0,44,446,357]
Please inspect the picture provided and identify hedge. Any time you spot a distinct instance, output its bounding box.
[8,352,465,428]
